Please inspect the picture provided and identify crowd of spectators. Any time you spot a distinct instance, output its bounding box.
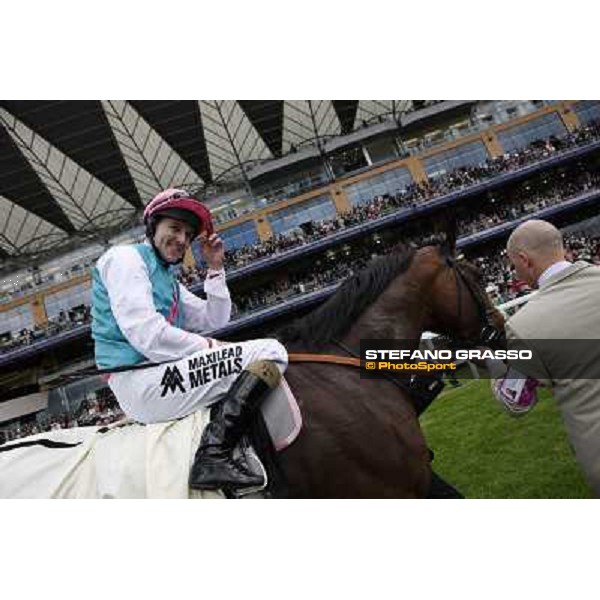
[210,121,600,272]
[0,388,125,446]
[456,165,600,236]
[232,226,600,319]
[469,231,600,307]
[0,306,91,354]
[5,222,598,366]
[226,169,600,319]
[184,158,600,317]
[0,255,104,304]
[233,261,351,315]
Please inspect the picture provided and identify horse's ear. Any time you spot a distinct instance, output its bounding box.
[439,213,457,257]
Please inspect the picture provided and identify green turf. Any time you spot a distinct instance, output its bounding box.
[420,379,594,498]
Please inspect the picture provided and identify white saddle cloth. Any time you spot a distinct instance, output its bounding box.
[0,378,302,499]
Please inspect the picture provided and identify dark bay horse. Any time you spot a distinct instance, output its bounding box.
[271,243,505,498]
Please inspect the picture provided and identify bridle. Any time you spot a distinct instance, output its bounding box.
[443,255,505,348]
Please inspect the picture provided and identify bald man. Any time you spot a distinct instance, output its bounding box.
[506,219,571,289]
[496,219,600,495]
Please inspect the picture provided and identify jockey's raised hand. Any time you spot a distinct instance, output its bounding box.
[200,232,225,270]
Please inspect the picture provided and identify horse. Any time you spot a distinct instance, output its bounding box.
[0,243,504,498]
[273,242,505,498]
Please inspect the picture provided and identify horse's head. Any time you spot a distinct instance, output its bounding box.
[278,241,504,351]
[422,244,505,345]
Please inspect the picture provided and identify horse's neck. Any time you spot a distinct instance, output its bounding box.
[343,313,424,351]
[342,269,430,350]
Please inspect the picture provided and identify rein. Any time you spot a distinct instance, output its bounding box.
[288,352,364,369]
[445,256,504,347]
[289,340,438,414]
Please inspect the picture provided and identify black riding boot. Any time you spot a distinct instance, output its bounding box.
[189,361,280,492]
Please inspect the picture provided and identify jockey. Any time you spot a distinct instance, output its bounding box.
[91,188,288,492]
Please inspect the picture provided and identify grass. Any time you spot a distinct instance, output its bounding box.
[420,378,594,498]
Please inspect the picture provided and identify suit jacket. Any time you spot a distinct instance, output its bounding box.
[506,261,600,494]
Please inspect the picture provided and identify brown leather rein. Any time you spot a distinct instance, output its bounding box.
[288,352,365,369]
[286,349,435,415]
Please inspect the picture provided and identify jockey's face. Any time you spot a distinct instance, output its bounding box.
[153,217,195,263]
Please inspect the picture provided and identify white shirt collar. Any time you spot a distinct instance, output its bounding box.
[537,260,572,287]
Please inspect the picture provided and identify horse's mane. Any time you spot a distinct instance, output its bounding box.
[276,244,417,349]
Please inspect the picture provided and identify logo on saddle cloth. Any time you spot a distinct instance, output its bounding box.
[160,365,186,396]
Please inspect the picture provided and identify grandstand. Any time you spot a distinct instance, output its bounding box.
[1,99,600,446]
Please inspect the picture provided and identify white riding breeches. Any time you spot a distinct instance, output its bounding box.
[108,338,288,424]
